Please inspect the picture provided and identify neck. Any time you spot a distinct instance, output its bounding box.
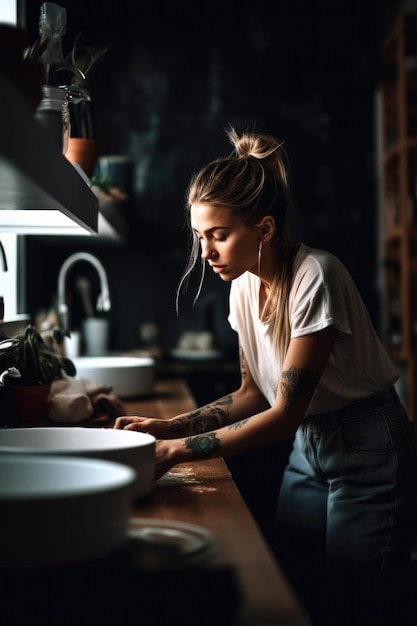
[259,242,299,286]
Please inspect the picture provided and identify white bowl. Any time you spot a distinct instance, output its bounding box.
[0,454,135,568]
[0,427,156,500]
[73,355,155,398]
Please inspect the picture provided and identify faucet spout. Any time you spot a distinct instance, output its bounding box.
[57,252,111,329]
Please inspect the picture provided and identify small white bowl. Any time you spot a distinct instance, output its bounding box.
[0,427,156,499]
[72,355,155,398]
[0,454,136,568]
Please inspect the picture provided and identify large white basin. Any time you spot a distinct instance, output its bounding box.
[0,315,31,338]
[73,355,155,398]
[0,454,135,568]
[0,427,156,500]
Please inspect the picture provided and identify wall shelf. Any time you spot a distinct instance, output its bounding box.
[0,69,128,244]
[0,70,98,235]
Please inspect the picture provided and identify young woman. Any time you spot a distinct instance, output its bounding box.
[114,128,417,625]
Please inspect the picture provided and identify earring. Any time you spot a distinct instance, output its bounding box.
[258,238,263,275]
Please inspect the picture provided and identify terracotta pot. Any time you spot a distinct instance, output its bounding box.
[1,383,51,426]
[66,138,100,178]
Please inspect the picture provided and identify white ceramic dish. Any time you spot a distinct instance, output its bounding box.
[0,427,156,500]
[0,454,135,568]
[72,355,155,398]
[128,518,215,570]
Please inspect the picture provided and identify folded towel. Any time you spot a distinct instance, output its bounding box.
[47,376,126,423]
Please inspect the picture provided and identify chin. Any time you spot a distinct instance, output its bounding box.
[221,270,243,282]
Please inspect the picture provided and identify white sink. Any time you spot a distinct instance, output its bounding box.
[0,454,135,568]
[0,315,31,338]
[72,355,155,398]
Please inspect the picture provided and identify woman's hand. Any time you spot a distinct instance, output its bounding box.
[154,439,184,479]
[114,417,187,479]
[113,415,174,439]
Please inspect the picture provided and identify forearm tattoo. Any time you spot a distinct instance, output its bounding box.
[280,366,320,413]
[184,432,221,457]
[170,395,233,437]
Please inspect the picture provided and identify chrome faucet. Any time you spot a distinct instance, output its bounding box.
[57,251,111,329]
[0,239,8,321]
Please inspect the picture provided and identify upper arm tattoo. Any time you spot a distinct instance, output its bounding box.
[280,366,320,413]
[170,395,233,437]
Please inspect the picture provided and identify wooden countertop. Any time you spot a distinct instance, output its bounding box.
[125,377,310,626]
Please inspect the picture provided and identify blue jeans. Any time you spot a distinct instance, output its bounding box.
[274,387,417,626]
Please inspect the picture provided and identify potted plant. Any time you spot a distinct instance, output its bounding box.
[64,33,109,178]
[28,7,109,177]
[0,324,76,425]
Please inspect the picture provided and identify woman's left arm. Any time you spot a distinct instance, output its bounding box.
[154,326,337,478]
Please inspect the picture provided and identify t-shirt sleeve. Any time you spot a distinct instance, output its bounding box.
[290,257,352,338]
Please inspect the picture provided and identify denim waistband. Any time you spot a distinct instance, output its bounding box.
[306,387,402,423]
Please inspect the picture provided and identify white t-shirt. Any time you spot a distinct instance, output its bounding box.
[228,243,398,414]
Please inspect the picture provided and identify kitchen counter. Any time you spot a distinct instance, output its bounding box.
[2,377,310,626]
[124,377,310,626]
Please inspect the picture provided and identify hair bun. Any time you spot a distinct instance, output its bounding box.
[229,128,256,159]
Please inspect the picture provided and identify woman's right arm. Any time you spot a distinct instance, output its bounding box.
[113,343,270,438]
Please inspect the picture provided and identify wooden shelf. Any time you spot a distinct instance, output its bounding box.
[379,12,417,422]
[384,225,417,241]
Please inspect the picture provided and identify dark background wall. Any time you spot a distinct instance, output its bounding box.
[22,0,392,355]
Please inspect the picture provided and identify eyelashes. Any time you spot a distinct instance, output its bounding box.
[198,236,227,244]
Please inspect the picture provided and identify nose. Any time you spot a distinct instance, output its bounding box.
[201,240,216,260]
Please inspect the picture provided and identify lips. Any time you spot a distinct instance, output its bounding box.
[210,264,226,274]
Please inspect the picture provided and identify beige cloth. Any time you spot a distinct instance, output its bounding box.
[47,376,126,423]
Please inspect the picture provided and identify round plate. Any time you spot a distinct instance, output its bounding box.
[128,518,215,569]
[171,348,223,361]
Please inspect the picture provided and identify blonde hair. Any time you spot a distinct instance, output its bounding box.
[177,126,294,361]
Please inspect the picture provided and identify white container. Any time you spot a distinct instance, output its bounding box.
[0,427,156,500]
[82,317,110,355]
[64,329,81,358]
[0,454,135,568]
[73,355,155,397]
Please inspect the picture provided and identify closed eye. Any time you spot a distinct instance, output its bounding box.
[197,235,227,246]
[193,227,230,242]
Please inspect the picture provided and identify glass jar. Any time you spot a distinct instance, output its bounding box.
[35,85,70,155]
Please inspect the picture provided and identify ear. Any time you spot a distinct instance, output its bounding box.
[259,216,275,241]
